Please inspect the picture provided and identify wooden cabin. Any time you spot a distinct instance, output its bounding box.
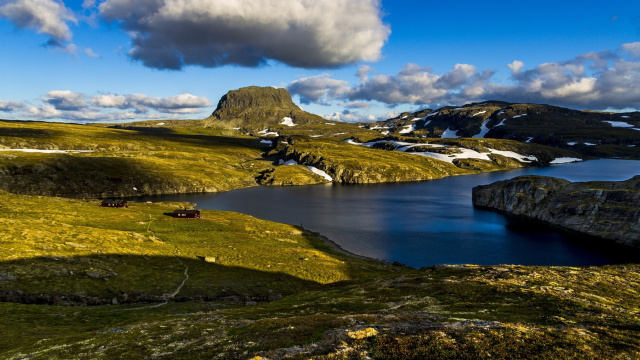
[100,199,128,208]
[172,209,201,218]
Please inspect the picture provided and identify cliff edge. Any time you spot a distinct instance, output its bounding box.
[472,175,640,248]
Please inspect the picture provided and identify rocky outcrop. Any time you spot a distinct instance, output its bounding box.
[472,175,640,248]
[206,86,330,131]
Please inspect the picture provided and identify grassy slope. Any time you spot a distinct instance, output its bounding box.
[0,191,639,359]
[1,119,638,358]
[0,120,562,195]
[0,120,270,197]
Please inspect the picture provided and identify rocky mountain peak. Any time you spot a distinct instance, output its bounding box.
[207,86,328,130]
[213,86,298,113]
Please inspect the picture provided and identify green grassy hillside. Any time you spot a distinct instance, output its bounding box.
[1,188,639,359]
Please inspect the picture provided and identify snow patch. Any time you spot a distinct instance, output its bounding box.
[628,145,636,147]
[472,119,491,138]
[283,159,298,165]
[156,122,165,126]
[584,142,596,146]
[233,127,241,130]
[310,135,323,138]
[491,150,537,163]
[621,116,630,118]
[512,114,527,119]
[307,166,333,181]
[567,142,577,146]
[399,124,416,134]
[441,127,460,138]
[0,149,94,154]
[260,139,273,145]
[258,129,279,136]
[281,117,297,126]
[604,120,634,128]
[472,111,487,117]
[401,115,409,119]
[325,123,336,125]
[550,157,582,164]
[525,137,533,143]
[494,119,507,127]
[426,111,438,118]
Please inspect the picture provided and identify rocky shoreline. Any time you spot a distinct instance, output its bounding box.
[472,175,640,249]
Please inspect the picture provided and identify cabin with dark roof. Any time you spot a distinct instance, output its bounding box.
[100,199,128,208]
[172,209,201,218]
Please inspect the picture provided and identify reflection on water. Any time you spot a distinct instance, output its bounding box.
[137,160,640,268]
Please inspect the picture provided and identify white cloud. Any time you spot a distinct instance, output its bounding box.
[0,99,26,112]
[288,45,640,110]
[98,0,390,70]
[0,0,77,41]
[323,110,378,123]
[622,42,640,58]
[84,47,99,58]
[288,74,350,104]
[43,90,87,110]
[508,60,524,74]
[3,91,213,122]
[91,93,212,113]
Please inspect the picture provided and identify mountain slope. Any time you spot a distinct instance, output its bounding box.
[370,101,640,158]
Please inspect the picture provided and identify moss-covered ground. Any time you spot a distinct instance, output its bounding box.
[1,119,637,359]
[1,189,639,359]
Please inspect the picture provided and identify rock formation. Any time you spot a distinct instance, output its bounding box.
[472,175,640,248]
[206,86,330,131]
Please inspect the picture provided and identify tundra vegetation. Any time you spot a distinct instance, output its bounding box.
[1,87,639,358]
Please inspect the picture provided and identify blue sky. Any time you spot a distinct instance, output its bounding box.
[1,0,639,123]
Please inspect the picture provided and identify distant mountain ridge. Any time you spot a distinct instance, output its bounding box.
[368,101,640,157]
[205,86,332,131]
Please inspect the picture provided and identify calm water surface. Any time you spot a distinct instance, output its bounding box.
[139,160,640,268]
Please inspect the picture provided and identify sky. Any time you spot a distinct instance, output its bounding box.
[1,0,639,123]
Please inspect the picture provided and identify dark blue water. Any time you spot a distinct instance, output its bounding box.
[138,160,640,268]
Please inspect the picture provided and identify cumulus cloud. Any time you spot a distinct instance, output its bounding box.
[288,63,480,106]
[508,60,524,74]
[44,90,87,110]
[98,0,390,70]
[288,74,350,104]
[1,90,213,122]
[288,45,640,110]
[91,93,212,113]
[323,110,378,123]
[622,42,640,58]
[0,0,76,41]
[0,99,26,112]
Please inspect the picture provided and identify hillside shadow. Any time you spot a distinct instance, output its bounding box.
[0,126,64,139]
[0,154,229,198]
[0,254,321,306]
[115,126,264,150]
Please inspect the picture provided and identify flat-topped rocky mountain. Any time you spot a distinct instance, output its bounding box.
[472,175,640,249]
[206,86,332,131]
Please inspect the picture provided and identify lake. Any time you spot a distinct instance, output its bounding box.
[138,159,640,268]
